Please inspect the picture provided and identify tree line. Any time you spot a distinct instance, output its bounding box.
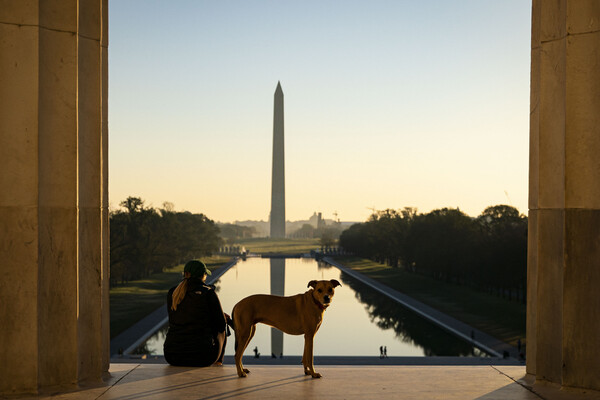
[290,223,344,248]
[339,205,527,302]
[217,223,256,244]
[110,197,221,285]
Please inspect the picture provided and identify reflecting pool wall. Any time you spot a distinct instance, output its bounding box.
[138,258,488,357]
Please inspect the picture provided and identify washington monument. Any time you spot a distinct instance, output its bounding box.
[270,82,285,238]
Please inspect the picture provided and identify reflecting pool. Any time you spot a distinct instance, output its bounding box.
[136,257,489,357]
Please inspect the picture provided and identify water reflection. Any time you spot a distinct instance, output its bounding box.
[132,325,168,355]
[134,258,488,357]
[270,258,284,357]
[338,271,487,357]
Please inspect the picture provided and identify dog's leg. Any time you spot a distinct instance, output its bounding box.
[234,324,253,378]
[248,324,257,347]
[233,328,244,377]
[302,333,321,378]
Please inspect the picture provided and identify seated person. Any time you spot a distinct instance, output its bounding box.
[164,260,230,367]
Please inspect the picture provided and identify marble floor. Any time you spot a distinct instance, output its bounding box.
[15,364,600,400]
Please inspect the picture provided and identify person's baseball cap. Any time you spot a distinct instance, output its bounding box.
[184,260,211,277]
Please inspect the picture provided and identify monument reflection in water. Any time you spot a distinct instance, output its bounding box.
[137,258,488,357]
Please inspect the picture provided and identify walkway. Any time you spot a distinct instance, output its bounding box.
[20,364,600,399]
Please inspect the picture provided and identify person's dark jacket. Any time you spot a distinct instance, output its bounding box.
[163,278,227,357]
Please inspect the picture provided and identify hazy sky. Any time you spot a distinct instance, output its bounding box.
[109,1,532,223]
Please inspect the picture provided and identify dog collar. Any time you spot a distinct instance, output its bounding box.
[312,295,326,311]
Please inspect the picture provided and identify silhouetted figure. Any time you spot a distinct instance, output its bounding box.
[517,338,522,352]
[253,346,260,359]
[164,260,228,367]
[383,346,387,358]
[379,346,384,359]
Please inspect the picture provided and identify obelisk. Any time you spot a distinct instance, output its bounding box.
[270,82,285,238]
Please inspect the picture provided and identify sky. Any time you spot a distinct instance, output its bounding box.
[109,1,532,223]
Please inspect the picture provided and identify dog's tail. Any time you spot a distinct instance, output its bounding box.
[227,311,235,331]
[230,310,238,351]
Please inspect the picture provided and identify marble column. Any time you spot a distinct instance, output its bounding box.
[270,82,286,238]
[0,0,109,395]
[527,0,600,391]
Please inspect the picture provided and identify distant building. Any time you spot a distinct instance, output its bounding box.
[308,212,324,229]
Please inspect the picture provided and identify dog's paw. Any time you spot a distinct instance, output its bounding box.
[311,372,322,379]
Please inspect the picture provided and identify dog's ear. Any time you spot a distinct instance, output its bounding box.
[330,279,342,288]
[307,280,317,289]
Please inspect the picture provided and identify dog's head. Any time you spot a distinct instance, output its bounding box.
[308,279,341,309]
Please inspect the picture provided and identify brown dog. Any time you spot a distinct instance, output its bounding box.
[232,279,341,378]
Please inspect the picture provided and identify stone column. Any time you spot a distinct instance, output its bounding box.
[0,0,109,395]
[101,0,110,373]
[527,0,600,391]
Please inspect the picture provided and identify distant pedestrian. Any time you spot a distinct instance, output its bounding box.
[383,346,387,358]
[517,338,522,352]
[380,346,384,359]
[253,346,260,358]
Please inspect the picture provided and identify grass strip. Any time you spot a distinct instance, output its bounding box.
[109,255,231,339]
[333,256,526,349]
[234,238,321,255]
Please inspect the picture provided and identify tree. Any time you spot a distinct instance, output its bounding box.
[476,205,527,301]
[405,208,478,282]
[291,224,316,239]
[339,204,527,301]
[319,228,337,249]
[109,196,222,286]
[217,223,256,243]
